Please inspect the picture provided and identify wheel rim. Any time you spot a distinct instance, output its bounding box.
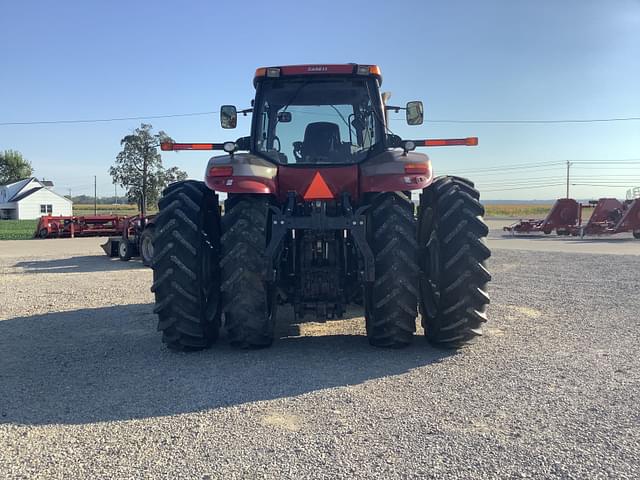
[142,235,153,262]
[119,241,127,257]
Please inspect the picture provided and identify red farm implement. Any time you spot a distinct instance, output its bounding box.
[504,197,640,239]
[569,197,640,238]
[503,198,581,235]
[34,213,157,265]
[35,214,127,239]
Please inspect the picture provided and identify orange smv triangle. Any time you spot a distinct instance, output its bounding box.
[303,172,334,200]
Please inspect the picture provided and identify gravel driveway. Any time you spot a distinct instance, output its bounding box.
[0,238,639,479]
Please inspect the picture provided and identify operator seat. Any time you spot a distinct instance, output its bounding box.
[302,122,341,162]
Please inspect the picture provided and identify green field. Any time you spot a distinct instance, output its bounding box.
[484,203,551,218]
[0,219,38,240]
[73,204,141,216]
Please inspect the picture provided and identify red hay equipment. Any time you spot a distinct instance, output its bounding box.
[33,213,157,265]
[570,197,640,238]
[503,198,581,235]
[34,215,127,238]
[504,197,640,239]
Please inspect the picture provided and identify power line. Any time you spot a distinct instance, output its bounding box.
[2,111,640,126]
[449,161,565,174]
[448,159,640,175]
[570,165,640,170]
[481,183,566,192]
[460,166,568,177]
[572,183,639,187]
[476,178,640,191]
[0,111,218,126]
[482,181,638,192]
[474,177,640,187]
[419,117,640,124]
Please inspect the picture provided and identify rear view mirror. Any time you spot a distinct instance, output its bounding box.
[278,111,292,123]
[406,101,424,125]
[220,105,237,129]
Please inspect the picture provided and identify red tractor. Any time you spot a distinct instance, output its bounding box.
[153,64,491,351]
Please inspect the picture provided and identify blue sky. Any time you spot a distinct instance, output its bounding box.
[1,0,639,200]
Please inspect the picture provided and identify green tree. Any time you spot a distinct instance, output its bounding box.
[0,150,34,184]
[109,124,187,214]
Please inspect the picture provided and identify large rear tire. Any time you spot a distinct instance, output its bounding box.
[151,180,221,351]
[418,176,491,347]
[220,195,276,348]
[364,192,418,348]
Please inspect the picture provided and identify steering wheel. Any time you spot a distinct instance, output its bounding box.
[273,135,281,152]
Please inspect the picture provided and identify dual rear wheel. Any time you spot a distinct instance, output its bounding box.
[363,176,491,348]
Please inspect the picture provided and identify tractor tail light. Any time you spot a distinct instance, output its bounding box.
[208,166,233,177]
[404,163,428,174]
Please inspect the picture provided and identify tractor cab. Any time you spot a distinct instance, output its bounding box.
[224,64,423,166]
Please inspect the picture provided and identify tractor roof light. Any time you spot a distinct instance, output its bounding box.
[266,67,281,78]
[368,65,382,76]
[356,65,382,77]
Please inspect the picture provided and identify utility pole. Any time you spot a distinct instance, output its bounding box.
[141,144,147,217]
[94,175,97,215]
[566,160,571,198]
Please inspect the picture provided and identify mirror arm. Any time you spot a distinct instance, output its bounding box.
[384,105,405,113]
[239,108,253,116]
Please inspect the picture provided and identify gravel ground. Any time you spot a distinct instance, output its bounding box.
[1,238,639,479]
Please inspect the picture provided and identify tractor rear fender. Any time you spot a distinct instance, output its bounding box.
[204,153,277,194]
[360,149,433,193]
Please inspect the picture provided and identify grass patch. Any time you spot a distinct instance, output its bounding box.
[484,204,552,218]
[0,219,38,240]
[73,204,141,216]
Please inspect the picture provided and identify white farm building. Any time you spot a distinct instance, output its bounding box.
[0,178,72,220]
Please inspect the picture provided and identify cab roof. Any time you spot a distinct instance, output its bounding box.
[253,64,382,87]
